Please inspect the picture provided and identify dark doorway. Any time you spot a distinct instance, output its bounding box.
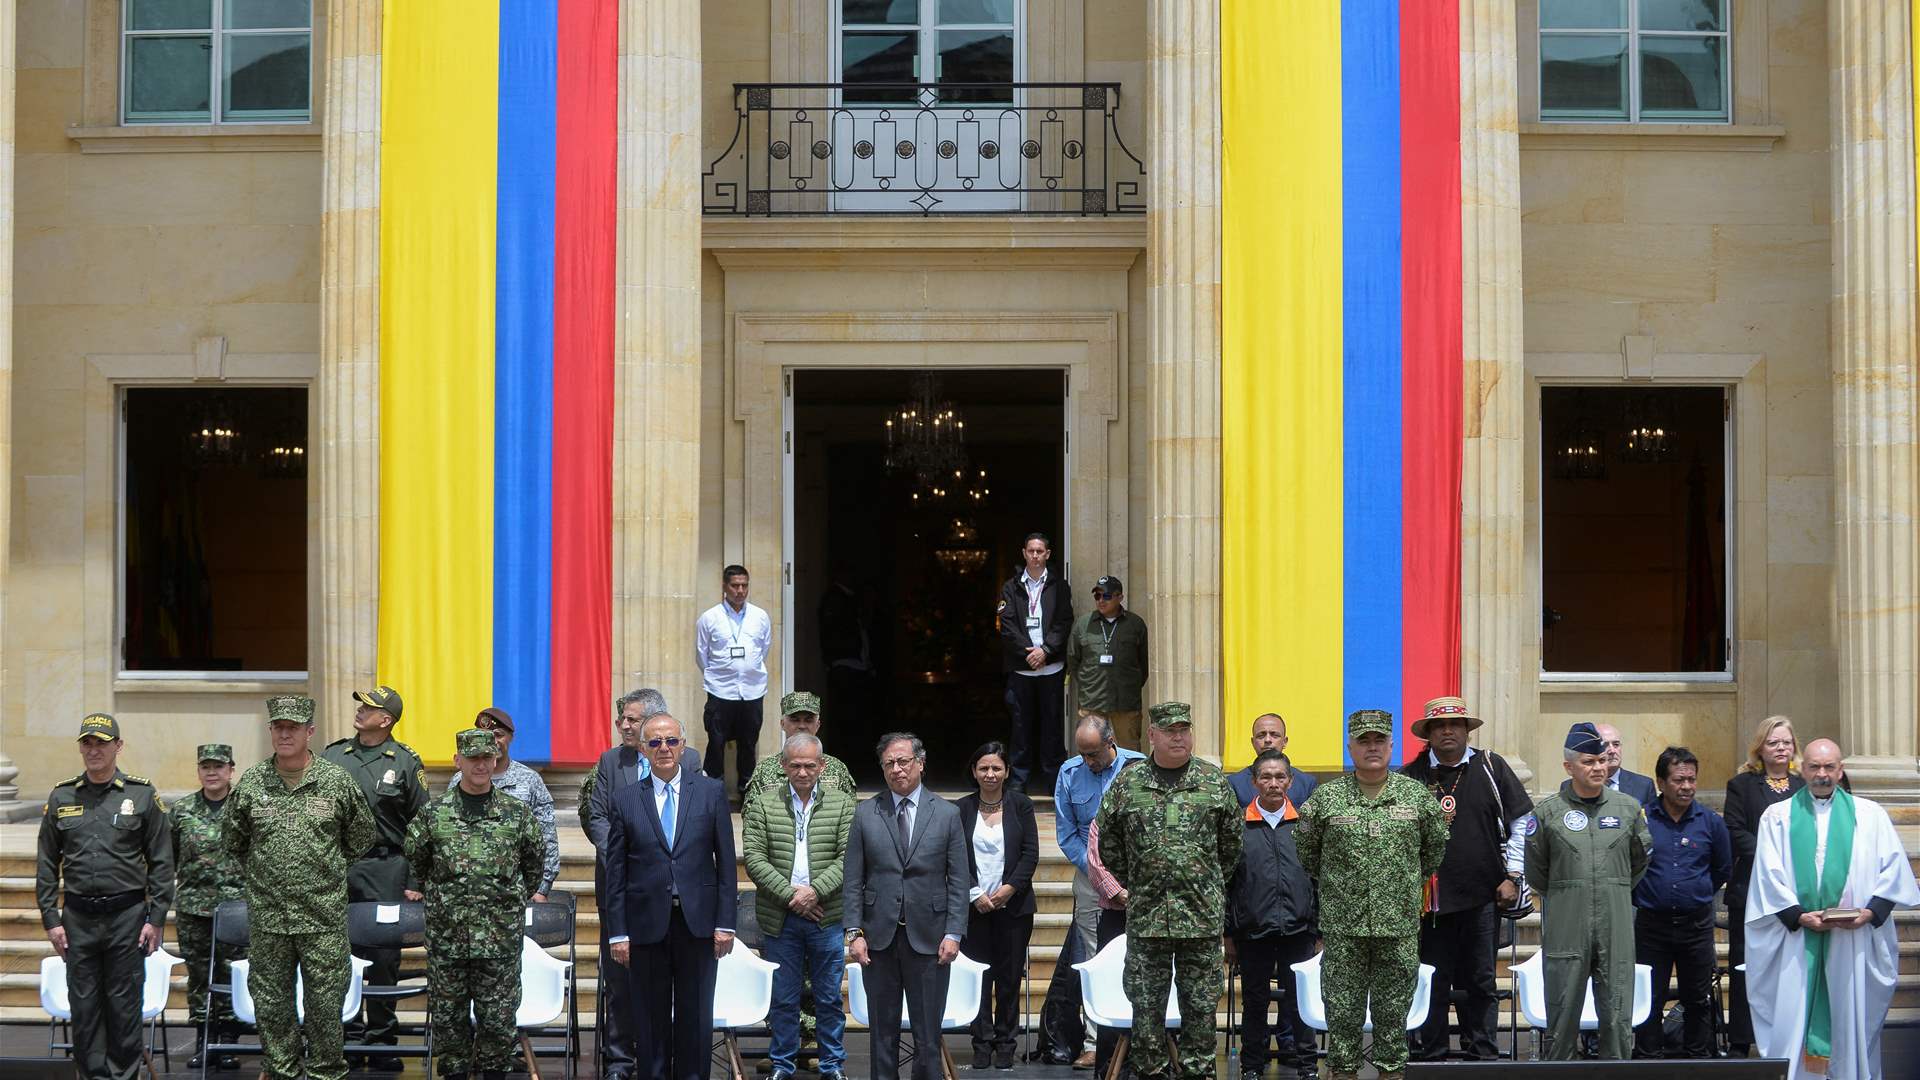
[792,369,1066,787]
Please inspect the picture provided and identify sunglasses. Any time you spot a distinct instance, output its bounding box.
[645,737,684,749]
[1092,591,1118,600]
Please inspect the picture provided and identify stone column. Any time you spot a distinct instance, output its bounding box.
[1145,0,1223,760]
[316,0,382,744]
[613,0,703,728]
[1458,0,1533,783]
[0,0,26,820]
[1828,0,1920,799]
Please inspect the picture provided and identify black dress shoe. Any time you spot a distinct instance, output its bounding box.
[994,1047,1016,1070]
[368,1053,406,1072]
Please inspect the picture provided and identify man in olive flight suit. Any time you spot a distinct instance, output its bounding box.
[36,712,175,1080]
[319,684,428,1066]
[1526,722,1652,1060]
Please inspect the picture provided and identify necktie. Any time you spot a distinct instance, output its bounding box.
[896,796,912,854]
[662,782,677,848]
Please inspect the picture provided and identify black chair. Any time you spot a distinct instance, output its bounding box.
[201,899,260,1080]
[1499,899,1532,1059]
[521,893,580,1079]
[344,901,432,1071]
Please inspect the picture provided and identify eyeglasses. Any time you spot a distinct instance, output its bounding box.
[882,757,918,771]
[645,737,683,749]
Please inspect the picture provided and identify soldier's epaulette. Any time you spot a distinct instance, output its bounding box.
[120,774,155,786]
[386,739,421,761]
[55,774,84,788]
[325,736,355,748]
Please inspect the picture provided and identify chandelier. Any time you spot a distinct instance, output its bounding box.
[1619,391,1674,464]
[884,374,967,489]
[1551,392,1607,482]
[188,401,242,466]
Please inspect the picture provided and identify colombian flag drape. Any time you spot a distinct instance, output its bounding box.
[377,0,617,765]
[1222,1,1463,771]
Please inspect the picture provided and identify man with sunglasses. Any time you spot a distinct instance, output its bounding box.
[1065,575,1149,751]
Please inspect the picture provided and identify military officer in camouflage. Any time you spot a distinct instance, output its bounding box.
[741,691,857,805]
[170,743,246,1071]
[405,728,545,1080]
[1094,701,1242,1080]
[36,712,175,1080]
[1526,722,1652,1060]
[319,683,428,1064]
[1295,709,1449,1080]
[227,695,378,1080]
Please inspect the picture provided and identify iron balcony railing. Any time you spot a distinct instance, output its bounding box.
[703,82,1146,217]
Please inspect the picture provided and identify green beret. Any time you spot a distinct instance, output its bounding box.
[1148,701,1193,728]
[455,727,499,758]
[265,696,315,724]
[1347,709,1394,739]
[780,690,822,717]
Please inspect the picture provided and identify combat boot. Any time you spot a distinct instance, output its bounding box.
[1378,1072,1406,1080]
[186,1026,209,1069]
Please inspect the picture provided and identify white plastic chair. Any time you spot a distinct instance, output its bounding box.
[39,950,182,1073]
[144,949,183,1070]
[230,955,372,1025]
[1511,951,1654,1058]
[466,937,574,1080]
[711,947,779,1080]
[39,956,72,1023]
[848,953,990,1080]
[1289,950,1436,1032]
[1072,935,1180,1080]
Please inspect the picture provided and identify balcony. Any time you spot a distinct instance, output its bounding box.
[703,82,1145,217]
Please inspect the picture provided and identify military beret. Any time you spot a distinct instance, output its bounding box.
[780,690,822,717]
[266,695,315,724]
[1346,709,1394,739]
[196,743,235,764]
[353,684,404,722]
[455,727,500,758]
[1148,701,1193,728]
[476,706,515,733]
[78,712,119,741]
[1564,722,1606,756]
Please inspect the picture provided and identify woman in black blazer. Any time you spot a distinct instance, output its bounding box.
[956,741,1039,1071]
[1722,715,1805,1058]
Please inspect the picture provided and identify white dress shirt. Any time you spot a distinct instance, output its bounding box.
[695,600,772,700]
[790,785,817,888]
[1015,569,1064,677]
[969,817,1006,900]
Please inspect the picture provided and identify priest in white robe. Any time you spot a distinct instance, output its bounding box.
[1746,739,1920,1080]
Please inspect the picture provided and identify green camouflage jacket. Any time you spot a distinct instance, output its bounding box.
[168,791,244,917]
[741,752,858,808]
[1295,773,1449,938]
[404,787,544,959]
[224,755,377,934]
[1094,757,1242,938]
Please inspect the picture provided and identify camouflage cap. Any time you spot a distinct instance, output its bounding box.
[1148,701,1193,729]
[196,743,235,764]
[352,684,404,721]
[455,727,499,758]
[1346,709,1394,739]
[77,712,119,741]
[265,695,315,724]
[780,690,822,717]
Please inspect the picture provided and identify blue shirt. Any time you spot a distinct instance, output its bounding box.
[1633,798,1731,912]
[1053,746,1145,872]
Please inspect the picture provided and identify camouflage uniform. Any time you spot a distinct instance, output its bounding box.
[406,728,546,1078]
[169,746,247,1030]
[1295,711,1450,1078]
[1094,702,1242,1080]
[226,697,377,1080]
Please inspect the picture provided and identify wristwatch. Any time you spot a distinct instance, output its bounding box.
[845,928,865,944]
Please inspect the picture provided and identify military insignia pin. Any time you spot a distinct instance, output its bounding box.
[1563,809,1589,832]
[382,768,396,785]
[120,798,134,816]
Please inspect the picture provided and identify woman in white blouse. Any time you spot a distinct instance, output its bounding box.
[956,741,1039,1071]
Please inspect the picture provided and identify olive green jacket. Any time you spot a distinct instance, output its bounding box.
[740,785,857,936]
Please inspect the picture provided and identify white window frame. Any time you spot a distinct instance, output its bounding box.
[1536,381,1736,683]
[122,0,314,125]
[833,0,1026,105]
[1539,0,1731,124]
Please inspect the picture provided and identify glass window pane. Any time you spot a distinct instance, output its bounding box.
[842,0,917,24]
[128,0,211,31]
[1540,0,1626,29]
[1639,0,1724,32]
[937,29,1012,104]
[225,0,310,30]
[126,35,212,121]
[939,0,1014,24]
[1640,35,1726,120]
[224,32,310,120]
[843,31,917,103]
[1540,33,1628,120]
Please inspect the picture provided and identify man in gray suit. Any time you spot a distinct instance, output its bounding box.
[844,732,970,1080]
[582,688,701,1080]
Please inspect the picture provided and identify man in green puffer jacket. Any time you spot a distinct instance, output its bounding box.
[742,732,858,1080]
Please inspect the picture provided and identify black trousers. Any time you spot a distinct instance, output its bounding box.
[1726,896,1754,1053]
[866,938,952,1080]
[1633,906,1715,1059]
[962,907,1034,1052]
[1005,670,1066,787]
[1412,903,1501,1061]
[346,852,410,1045]
[65,903,147,1080]
[1235,930,1318,1072]
[701,693,764,794]
[1092,908,1127,1079]
[631,906,720,1080]
[600,931,637,1075]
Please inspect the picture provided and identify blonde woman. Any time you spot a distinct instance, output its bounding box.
[1722,715,1803,1057]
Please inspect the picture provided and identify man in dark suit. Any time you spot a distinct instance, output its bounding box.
[582,688,700,1080]
[605,712,735,1080]
[1599,722,1658,805]
[998,532,1074,790]
[844,733,970,1080]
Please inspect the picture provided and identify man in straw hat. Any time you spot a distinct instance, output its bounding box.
[1399,696,1534,1062]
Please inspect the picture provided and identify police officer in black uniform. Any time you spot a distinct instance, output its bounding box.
[35,712,175,1080]
[319,685,427,1067]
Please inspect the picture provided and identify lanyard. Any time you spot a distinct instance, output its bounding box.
[725,607,746,647]
[1027,577,1043,617]
[793,795,811,845]
[1099,616,1117,648]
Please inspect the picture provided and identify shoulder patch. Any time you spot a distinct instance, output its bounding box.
[1524,815,1539,836]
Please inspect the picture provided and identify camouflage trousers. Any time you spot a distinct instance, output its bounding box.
[1122,935,1223,1080]
[251,928,353,1080]
[1321,933,1419,1074]
[175,911,244,1025]
[427,951,522,1076]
